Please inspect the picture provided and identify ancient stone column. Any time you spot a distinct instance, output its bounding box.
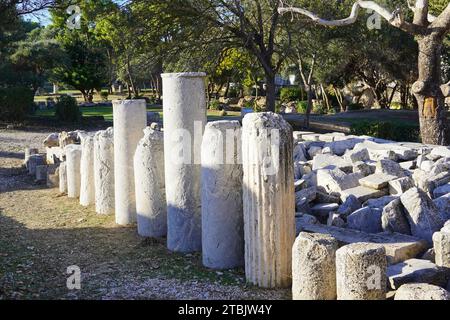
[162,72,207,252]
[242,112,295,288]
[336,243,387,300]
[201,120,244,269]
[65,145,82,198]
[79,134,95,206]
[113,99,147,225]
[94,128,115,215]
[59,161,67,193]
[433,231,450,268]
[28,154,45,175]
[134,126,166,237]
[24,147,38,166]
[292,232,339,300]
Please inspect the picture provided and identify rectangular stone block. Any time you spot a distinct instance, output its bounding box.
[341,186,388,203]
[360,173,397,190]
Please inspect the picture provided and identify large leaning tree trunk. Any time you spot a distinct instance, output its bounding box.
[279,0,450,145]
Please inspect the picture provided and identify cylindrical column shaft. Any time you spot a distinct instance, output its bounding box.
[201,120,244,269]
[94,128,115,215]
[336,243,387,300]
[292,232,339,300]
[59,161,67,193]
[65,145,82,198]
[80,134,95,206]
[134,126,166,237]
[242,112,295,288]
[162,72,207,252]
[113,100,147,225]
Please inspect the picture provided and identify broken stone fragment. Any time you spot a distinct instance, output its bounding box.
[389,176,415,196]
[341,186,388,203]
[387,258,448,290]
[394,283,450,300]
[365,195,399,209]
[359,173,397,190]
[327,213,346,228]
[337,194,361,216]
[430,146,450,158]
[375,159,406,177]
[353,161,375,177]
[433,183,450,199]
[381,199,411,235]
[43,132,59,148]
[317,168,360,194]
[347,207,383,233]
[295,214,319,235]
[433,231,450,268]
[400,188,444,244]
[344,148,370,163]
[433,193,450,222]
[312,154,353,172]
[311,203,340,219]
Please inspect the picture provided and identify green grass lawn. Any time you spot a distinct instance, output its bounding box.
[35,105,241,121]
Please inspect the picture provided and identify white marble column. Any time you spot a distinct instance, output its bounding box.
[65,145,82,198]
[113,100,147,225]
[201,120,244,269]
[242,112,295,288]
[134,126,166,237]
[162,72,207,252]
[94,128,115,215]
[80,134,95,206]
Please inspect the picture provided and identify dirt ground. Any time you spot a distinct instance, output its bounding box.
[0,127,289,300]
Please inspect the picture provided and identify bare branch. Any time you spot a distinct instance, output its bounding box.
[430,3,450,36]
[407,0,436,23]
[278,0,426,35]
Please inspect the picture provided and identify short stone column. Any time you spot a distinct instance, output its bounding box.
[28,154,45,175]
[201,120,244,269]
[134,126,166,237]
[433,232,450,268]
[162,72,207,252]
[65,145,82,198]
[80,134,95,206]
[59,161,67,193]
[113,100,147,225]
[292,232,339,300]
[94,128,115,215]
[242,112,295,288]
[24,148,38,166]
[336,243,387,300]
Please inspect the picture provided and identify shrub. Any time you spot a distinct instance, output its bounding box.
[100,91,109,101]
[347,103,364,111]
[0,86,35,122]
[227,87,239,98]
[350,121,420,142]
[280,87,302,103]
[297,101,308,114]
[209,99,220,110]
[55,95,82,123]
[312,103,327,115]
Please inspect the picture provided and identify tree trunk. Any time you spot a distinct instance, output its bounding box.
[304,85,313,128]
[224,79,231,98]
[412,34,449,145]
[265,75,276,112]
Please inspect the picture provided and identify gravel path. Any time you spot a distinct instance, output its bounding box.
[0,127,290,300]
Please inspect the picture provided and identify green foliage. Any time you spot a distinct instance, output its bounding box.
[280,87,302,103]
[0,86,34,121]
[55,94,81,123]
[351,121,420,142]
[209,99,220,110]
[347,103,364,111]
[100,91,109,101]
[312,103,326,115]
[297,101,308,114]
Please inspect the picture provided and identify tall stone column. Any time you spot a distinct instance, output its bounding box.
[65,145,82,198]
[201,120,244,269]
[336,243,387,300]
[59,161,67,194]
[94,128,115,215]
[292,232,339,300]
[242,112,295,288]
[113,100,147,225]
[162,72,207,252]
[134,126,166,237]
[79,134,95,206]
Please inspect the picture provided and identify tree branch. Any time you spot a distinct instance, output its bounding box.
[430,3,450,37]
[278,0,426,35]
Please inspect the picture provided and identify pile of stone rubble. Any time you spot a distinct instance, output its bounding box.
[293,131,450,299]
[20,72,449,300]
